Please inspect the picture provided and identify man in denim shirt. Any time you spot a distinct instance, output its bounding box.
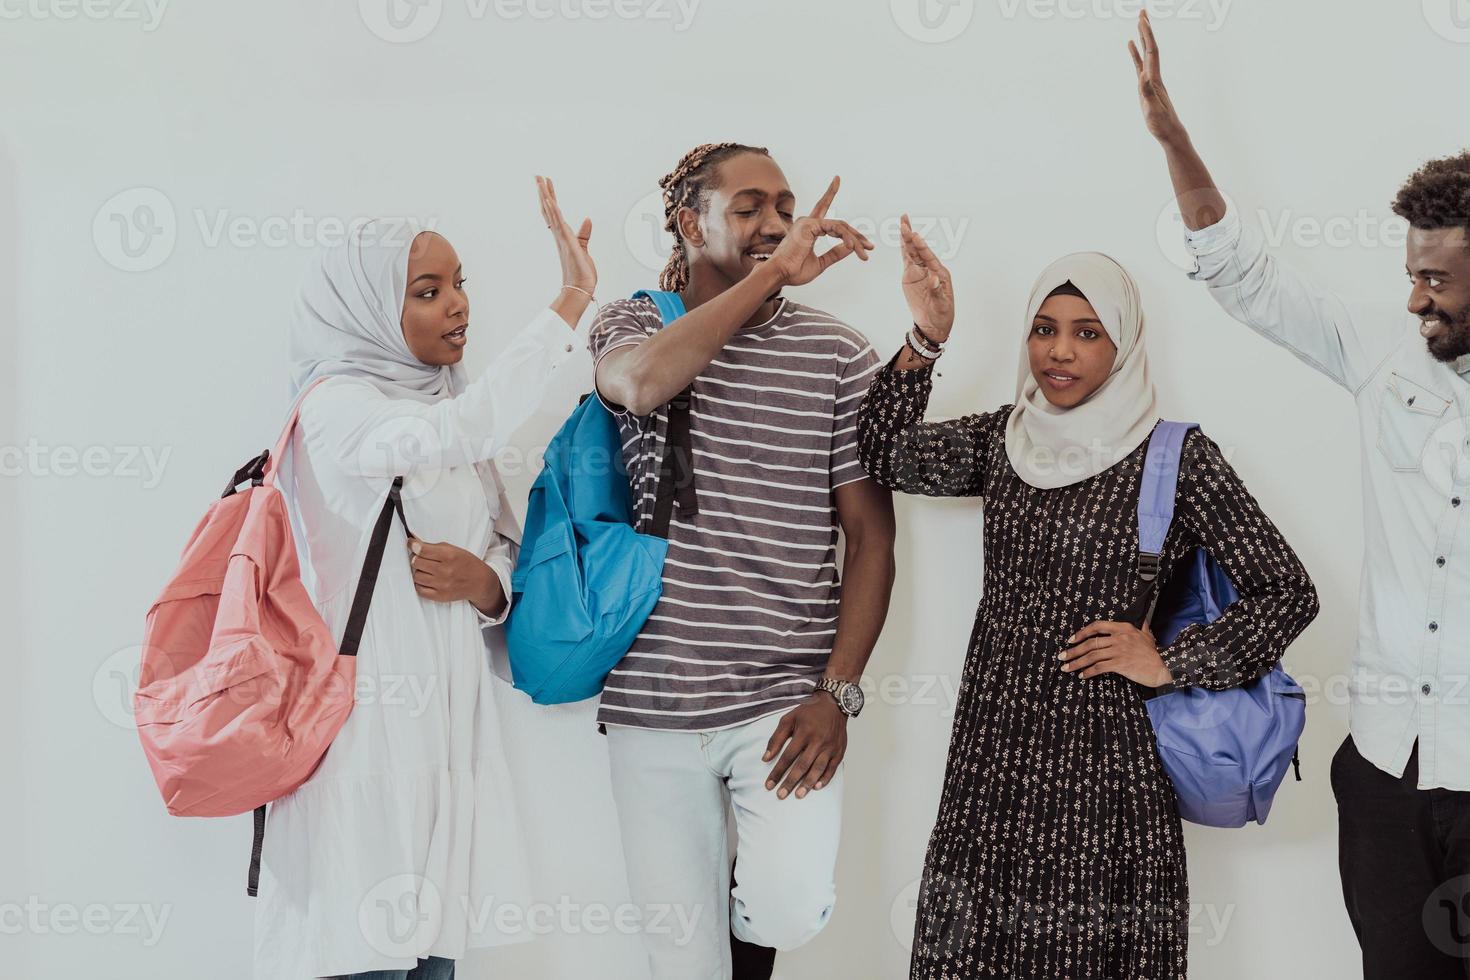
[1129,11,1470,977]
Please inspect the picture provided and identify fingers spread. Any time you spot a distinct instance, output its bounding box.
[809,176,840,220]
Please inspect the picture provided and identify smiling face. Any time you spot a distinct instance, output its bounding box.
[1027,292,1119,409]
[1405,225,1470,364]
[678,152,794,289]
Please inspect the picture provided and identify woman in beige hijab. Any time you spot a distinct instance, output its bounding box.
[857,220,1319,978]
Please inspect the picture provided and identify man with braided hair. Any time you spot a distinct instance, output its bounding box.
[588,143,899,979]
[1130,12,1470,977]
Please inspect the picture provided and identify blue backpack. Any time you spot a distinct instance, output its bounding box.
[504,290,696,704]
[1136,421,1307,828]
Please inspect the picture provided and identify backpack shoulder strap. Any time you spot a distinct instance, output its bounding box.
[261,377,332,489]
[1137,420,1199,581]
[631,288,687,325]
[249,473,408,897]
[630,289,697,537]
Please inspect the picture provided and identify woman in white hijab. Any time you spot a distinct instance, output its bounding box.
[857,220,1318,978]
[252,179,592,980]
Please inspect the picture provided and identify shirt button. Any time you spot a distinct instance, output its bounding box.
[1455,497,1463,507]
[1423,683,1433,696]
[1438,557,1448,567]
[1430,622,1440,632]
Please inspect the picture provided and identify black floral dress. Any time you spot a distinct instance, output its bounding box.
[857,359,1319,980]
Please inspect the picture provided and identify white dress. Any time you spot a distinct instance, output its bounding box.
[252,308,577,979]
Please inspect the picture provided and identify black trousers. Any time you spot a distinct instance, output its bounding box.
[1333,734,1470,979]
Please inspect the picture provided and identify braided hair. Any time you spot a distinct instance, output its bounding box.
[657,142,770,292]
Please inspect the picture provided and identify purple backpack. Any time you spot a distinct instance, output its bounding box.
[1137,421,1306,828]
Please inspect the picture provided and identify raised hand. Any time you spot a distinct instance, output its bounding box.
[537,175,596,294]
[768,176,875,287]
[1129,11,1187,147]
[899,214,955,342]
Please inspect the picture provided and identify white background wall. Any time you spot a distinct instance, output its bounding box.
[4,0,1468,976]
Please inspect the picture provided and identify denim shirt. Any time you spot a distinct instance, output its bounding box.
[1186,207,1470,790]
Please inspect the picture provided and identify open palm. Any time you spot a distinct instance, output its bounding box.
[900,214,954,340]
[1129,11,1185,145]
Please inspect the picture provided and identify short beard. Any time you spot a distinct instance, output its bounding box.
[1427,307,1470,363]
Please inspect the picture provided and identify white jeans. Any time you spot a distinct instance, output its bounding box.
[605,709,845,979]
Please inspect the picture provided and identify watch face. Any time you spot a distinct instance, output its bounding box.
[838,683,864,716]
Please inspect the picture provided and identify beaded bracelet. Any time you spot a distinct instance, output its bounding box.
[911,323,945,352]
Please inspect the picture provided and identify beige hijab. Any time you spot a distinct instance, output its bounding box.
[1003,252,1159,489]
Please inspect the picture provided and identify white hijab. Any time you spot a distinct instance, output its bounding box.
[290,219,459,402]
[1003,251,1159,490]
[287,219,521,543]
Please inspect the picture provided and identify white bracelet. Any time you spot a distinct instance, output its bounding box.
[561,284,596,303]
[906,329,942,361]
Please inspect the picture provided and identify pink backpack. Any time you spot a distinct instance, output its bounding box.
[135,379,409,895]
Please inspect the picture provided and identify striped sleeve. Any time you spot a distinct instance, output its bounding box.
[589,299,654,415]
[831,340,882,489]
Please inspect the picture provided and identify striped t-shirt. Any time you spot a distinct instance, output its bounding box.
[588,295,881,732]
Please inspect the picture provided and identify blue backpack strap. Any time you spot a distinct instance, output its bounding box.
[631,289,687,325]
[629,289,697,534]
[1137,421,1199,581]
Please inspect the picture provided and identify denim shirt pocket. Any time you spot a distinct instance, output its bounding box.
[1376,371,1452,472]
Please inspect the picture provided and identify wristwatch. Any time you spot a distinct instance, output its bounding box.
[816,677,865,718]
